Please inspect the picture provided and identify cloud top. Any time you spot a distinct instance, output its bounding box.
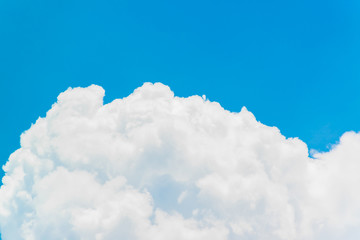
[1,83,360,240]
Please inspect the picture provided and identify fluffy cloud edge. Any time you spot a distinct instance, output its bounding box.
[0,82,359,240]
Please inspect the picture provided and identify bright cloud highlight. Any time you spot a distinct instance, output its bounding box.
[1,83,360,240]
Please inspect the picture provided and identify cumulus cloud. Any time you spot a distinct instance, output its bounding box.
[0,83,359,240]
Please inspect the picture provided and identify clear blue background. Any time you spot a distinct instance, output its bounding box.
[1,0,360,179]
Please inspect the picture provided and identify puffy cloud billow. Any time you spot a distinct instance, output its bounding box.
[1,83,360,240]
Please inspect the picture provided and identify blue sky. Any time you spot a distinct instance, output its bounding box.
[1,0,360,177]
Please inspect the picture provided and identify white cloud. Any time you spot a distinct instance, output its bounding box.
[0,82,359,239]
